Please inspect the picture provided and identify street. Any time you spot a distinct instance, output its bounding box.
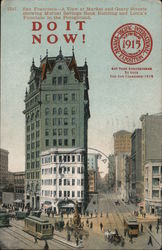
[0,192,161,250]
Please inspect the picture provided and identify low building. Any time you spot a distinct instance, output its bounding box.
[145,161,162,215]
[40,148,85,213]
[0,149,9,202]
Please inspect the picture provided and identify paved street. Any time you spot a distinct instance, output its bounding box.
[0,192,161,249]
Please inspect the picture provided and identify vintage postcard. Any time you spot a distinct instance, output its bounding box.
[1,0,161,249]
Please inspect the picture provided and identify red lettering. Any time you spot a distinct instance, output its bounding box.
[63,34,77,43]
[66,21,71,30]
[32,35,41,44]
[47,34,58,44]
[76,21,85,30]
[47,22,57,31]
[32,22,42,31]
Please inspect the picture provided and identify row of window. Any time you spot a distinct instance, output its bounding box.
[45,138,76,147]
[42,178,84,186]
[42,166,84,175]
[46,128,75,137]
[27,151,40,159]
[26,99,40,111]
[42,190,84,198]
[42,154,84,164]
[26,111,39,122]
[52,76,68,85]
[45,117,76,126]
[15,189,24,193]
[45,93,77,102]
[152,166,162,174]
[27,121,40,132]
[27,161,40,169]
[45,107,76,116]
[26,172,40,179]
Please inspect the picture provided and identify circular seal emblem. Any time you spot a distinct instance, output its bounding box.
[111,23,153,65]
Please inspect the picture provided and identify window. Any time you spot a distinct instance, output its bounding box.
[64,94,68,101]
[59,179,62,185]
[64,76,67,84]
[36,141,40,148]
[64,139,68,146]
[152,190,159,198]
[64,118,68,125]
[64,129,68,136]
[81,191,84,197]
[77,155,81,162]
[36,131,39,137]
[64,108,68,115]
[53,139,57,146]
[72,179,75,185]
[27,153,30,160]
[45,129,49,136]
[36,151,39,158]
[36,121,40,128]
[152,178,159,186]
[72,107,75,115]
[45,119,49,126]
[27,144,30,150]
[59,156,62,162]
[58,94,62,101]
[58,129,62,136]
[53,129,57,136]
[72,93,76,101]
[58,65,62,70]
[152,166,159,174]
[53,108,57,115]
[53,191,56,197]
[27,135,30,142]
[72,139,75,146]
[45,107,50,115]
[64,191,66,197]
[52,77,56,85]
[27,125,30,132]
[72,167,75,174]
[72,118,75,125]
[58,118,62,126]
[46,139,49,147]
[59,191,62,197]
[58,108,62,115]
[64,179,66,186]
[45,94,50,102]
[77,179,80,185]
[53,94,57,101]
[58,77,62,84]
[72,191,75,197]
[81,179,84,186]
[72,155,75,162]
[53,179,56,185]
[77,191,80,197]
[67,191,70,197]
[31,123,34,130]
[53,118,57,126]
[58,139,62,146]
[31,152,34,159]
[53,167,56,174]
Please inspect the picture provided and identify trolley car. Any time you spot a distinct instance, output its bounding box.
[24,216,53,239]
[0,210,10,227]
[124,217,139,237]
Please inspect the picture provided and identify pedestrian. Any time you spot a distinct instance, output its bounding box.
[129,235,133,243]
[100,211,102,217]
[100,222,103,231]
[52,225,54,234]
[76,237,79,246]
[156,224,159,233]
[148,236,153,246]
[91,212,92,218]
[121,236,125,247]
[86,218,89,227]
[34,235,37,244]
[149,224,152,232]
[90,221,93,229]
[124,229,127,237]
[106,212,108,218]
[144,212,146,218]
[141,223,143,233]
[51,210,54,218]
[43,240,49,250]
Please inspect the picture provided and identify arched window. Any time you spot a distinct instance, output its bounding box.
[31,113,34,121]
[64,107,68,115]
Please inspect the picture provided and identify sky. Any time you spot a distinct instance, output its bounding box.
[1,0,161,175]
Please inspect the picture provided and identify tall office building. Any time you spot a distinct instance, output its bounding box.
[0,148,9,202]
[23,48,90,209]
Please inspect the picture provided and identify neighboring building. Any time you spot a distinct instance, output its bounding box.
[14,171,25,202]
[113,130,132,193]
[108,154,115,190]
[115,153,131,200]
[113,130,132,155]
[0,149,9,202]
[131,129,143,200]
[40,148,85,213]
[24,48,90,209]
[88,153,98,193]
[140,113,162,214]
[2,192,15,206]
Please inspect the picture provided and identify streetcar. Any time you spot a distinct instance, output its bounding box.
[124,216,139,237]
[0,209,10,227]
[24,215,53,239]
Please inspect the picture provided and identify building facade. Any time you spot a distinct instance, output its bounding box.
[140,113,162,214]
[24,49,90,209]
[40,148,85,213]
[113,130,132,155]
[108,154,115,190]
[14,171,25,202]
[0,149,9,202]
[131,129,143,200]
[88,153,98,193]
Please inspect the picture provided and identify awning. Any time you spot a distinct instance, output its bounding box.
[61,204,74,208]
[138,202,144,207]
